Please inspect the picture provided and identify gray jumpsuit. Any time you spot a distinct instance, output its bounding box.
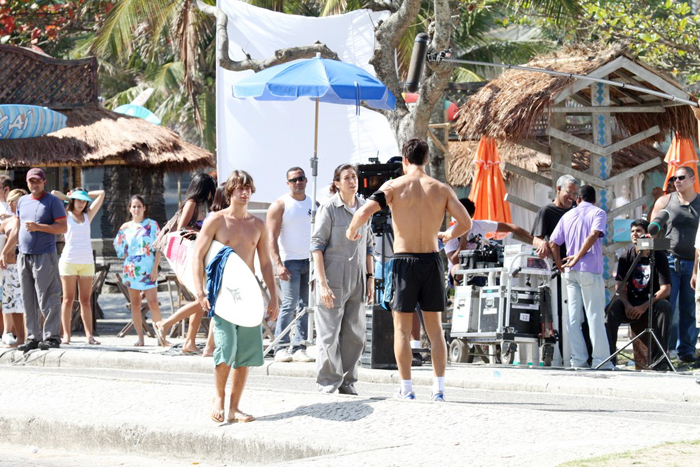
[311,193,373,393]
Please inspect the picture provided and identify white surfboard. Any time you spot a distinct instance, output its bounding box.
[163,232,264,327]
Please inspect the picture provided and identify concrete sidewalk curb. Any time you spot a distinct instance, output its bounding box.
[0,415,338,465]
[3,347,699,404]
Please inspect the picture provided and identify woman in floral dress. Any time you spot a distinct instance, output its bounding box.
[113,195,166,346]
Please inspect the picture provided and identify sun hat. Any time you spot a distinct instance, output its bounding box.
[69,190,93,202]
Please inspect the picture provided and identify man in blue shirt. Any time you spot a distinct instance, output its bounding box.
[1,168,67,351]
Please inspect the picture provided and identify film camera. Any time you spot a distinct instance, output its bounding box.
[357,160,402,236]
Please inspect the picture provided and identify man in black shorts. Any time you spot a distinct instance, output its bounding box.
[347,139,471,401]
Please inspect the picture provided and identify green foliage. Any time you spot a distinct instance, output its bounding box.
[573,0,700,84]
[451,0,562,81]
[61,0,588,150]
[87,0,217,150]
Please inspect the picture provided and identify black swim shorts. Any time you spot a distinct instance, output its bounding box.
[391,252,446,312]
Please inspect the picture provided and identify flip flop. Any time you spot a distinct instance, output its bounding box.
[153,323,166,347]
[210,409,225,423]
[134,340,144,347]
[211,397,225,423]
[227,412,255,424]
[88,337,101,345]
[182,349,202,356]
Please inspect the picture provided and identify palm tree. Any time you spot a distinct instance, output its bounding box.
[89,0,216,150]
[86,1,217,243]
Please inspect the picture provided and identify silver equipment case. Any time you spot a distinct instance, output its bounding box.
[449,244,559,366]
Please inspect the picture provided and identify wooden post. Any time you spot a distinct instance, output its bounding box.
[589,82,614,295]
[73,167,82,188]
[549,102,571,197]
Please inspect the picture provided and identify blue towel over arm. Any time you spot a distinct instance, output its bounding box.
[204,246,234,318]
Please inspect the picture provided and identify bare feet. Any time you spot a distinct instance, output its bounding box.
[182,343,199,352]
[203,347,214,357]
[87,336,101,345]
[134,339,144,347]
[211,397,225,423]
[61,336,70,345]
[227,410,255,423]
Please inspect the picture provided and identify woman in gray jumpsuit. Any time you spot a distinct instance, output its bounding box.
[311,164,374,395]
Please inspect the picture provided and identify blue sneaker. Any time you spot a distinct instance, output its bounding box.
[431,391,446,402]
[395,389,416,400]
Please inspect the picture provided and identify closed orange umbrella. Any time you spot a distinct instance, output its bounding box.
[468,136,512,239]
[662,133,700,194]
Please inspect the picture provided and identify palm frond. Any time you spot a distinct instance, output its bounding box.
[147,61,185,93]
[91,0,171,60]
[452,67,484,83]
[103,84,147,109]
[515,0,583,26]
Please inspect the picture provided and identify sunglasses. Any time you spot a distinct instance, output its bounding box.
[670,175,691,182]
[288,176,307,183]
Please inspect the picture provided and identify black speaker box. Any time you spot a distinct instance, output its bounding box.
[361,305,397,369]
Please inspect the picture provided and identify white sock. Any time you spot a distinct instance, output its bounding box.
[400,380,413,395]
[433,376,445,394]
[410,340,421,349]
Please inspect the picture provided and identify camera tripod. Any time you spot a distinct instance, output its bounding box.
[595,237,675,371]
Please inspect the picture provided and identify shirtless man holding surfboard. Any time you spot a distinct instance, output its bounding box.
[193,170,279,424]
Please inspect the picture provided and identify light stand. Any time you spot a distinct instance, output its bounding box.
[595,237,675,371]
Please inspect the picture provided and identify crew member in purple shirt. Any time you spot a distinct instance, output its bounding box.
[549,185,613,369]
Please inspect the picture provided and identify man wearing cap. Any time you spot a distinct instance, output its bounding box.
[0,168,67,351]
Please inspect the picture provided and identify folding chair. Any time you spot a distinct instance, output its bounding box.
[114,273,155,338]
[70,263,110,334]
[164,273,210,338]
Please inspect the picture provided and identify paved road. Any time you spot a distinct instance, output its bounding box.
[3,366,700,466]
[23,366,700,426]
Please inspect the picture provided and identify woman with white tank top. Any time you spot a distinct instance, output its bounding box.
[52,188,105,345]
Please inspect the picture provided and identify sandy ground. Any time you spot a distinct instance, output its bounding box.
[560,440,700,466]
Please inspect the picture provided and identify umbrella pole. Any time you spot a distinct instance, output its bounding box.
[310,96,320,228]
[307,97,320,330]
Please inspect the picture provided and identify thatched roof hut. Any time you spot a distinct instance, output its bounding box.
[0,45,213,171]
[453,44,697,146]
[0,103,213,170]
[447,140,666,187]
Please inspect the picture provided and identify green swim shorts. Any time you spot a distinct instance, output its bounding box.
[212,315,264,368]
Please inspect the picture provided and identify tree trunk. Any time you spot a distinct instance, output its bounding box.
[427,99,447,182]
[101,166,130,256]
[101,166,167,256]
[131,166,167,228]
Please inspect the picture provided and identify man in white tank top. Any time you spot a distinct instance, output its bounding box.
[267,167,314,363]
